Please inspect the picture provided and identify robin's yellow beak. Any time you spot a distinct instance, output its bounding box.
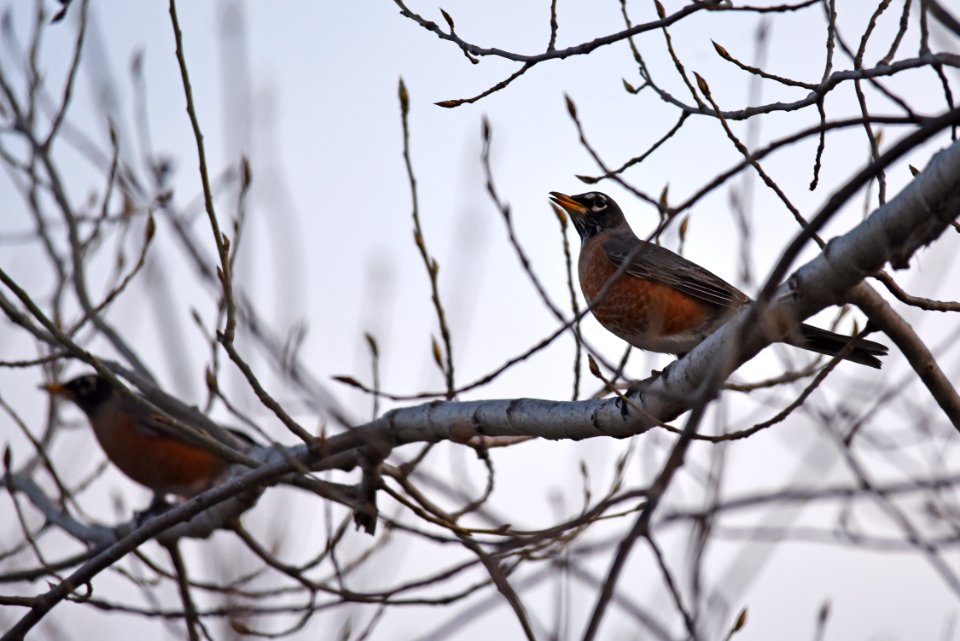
[41,382,68,396]
[549,192,588,215]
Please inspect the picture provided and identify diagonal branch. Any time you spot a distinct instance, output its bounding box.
[6,119,960,641]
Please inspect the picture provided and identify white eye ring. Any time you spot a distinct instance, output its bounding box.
[592,196,607,211]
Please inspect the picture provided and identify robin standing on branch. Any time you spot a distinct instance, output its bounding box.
[549,191,887,368]
[43,374,253,503]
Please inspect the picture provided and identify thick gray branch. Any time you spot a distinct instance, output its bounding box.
[349,134,960,442]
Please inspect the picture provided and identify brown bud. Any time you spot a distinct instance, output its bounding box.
[440,8,454,30]
[398,77,409,114]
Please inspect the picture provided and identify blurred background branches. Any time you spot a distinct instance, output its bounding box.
[0,0,959,639]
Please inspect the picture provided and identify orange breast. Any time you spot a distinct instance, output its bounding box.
[89,404,228,497]
[578,237,711,341]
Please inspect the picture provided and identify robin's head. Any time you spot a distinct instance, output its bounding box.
[43,374,114,417]
[549,191,627,240]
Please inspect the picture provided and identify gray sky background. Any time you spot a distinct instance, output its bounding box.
[2,1,959,639]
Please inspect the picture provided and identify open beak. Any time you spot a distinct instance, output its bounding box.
[548,192,588,215]
[41,382,68,396]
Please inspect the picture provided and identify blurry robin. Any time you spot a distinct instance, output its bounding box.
[549,191,887,368]
[43,374,253,503]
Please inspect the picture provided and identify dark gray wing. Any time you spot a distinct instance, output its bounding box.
[602,233,750,309]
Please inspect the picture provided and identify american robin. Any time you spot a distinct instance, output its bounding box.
[42,374,253,499]
[549,191,887,368]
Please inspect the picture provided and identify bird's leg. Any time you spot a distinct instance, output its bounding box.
[134,493,174,526]
[147,492,174,512]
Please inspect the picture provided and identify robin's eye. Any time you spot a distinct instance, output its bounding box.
[591,195,608,211]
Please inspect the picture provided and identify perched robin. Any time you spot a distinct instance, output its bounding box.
[43,374,252,499]
[549,191,887,368]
